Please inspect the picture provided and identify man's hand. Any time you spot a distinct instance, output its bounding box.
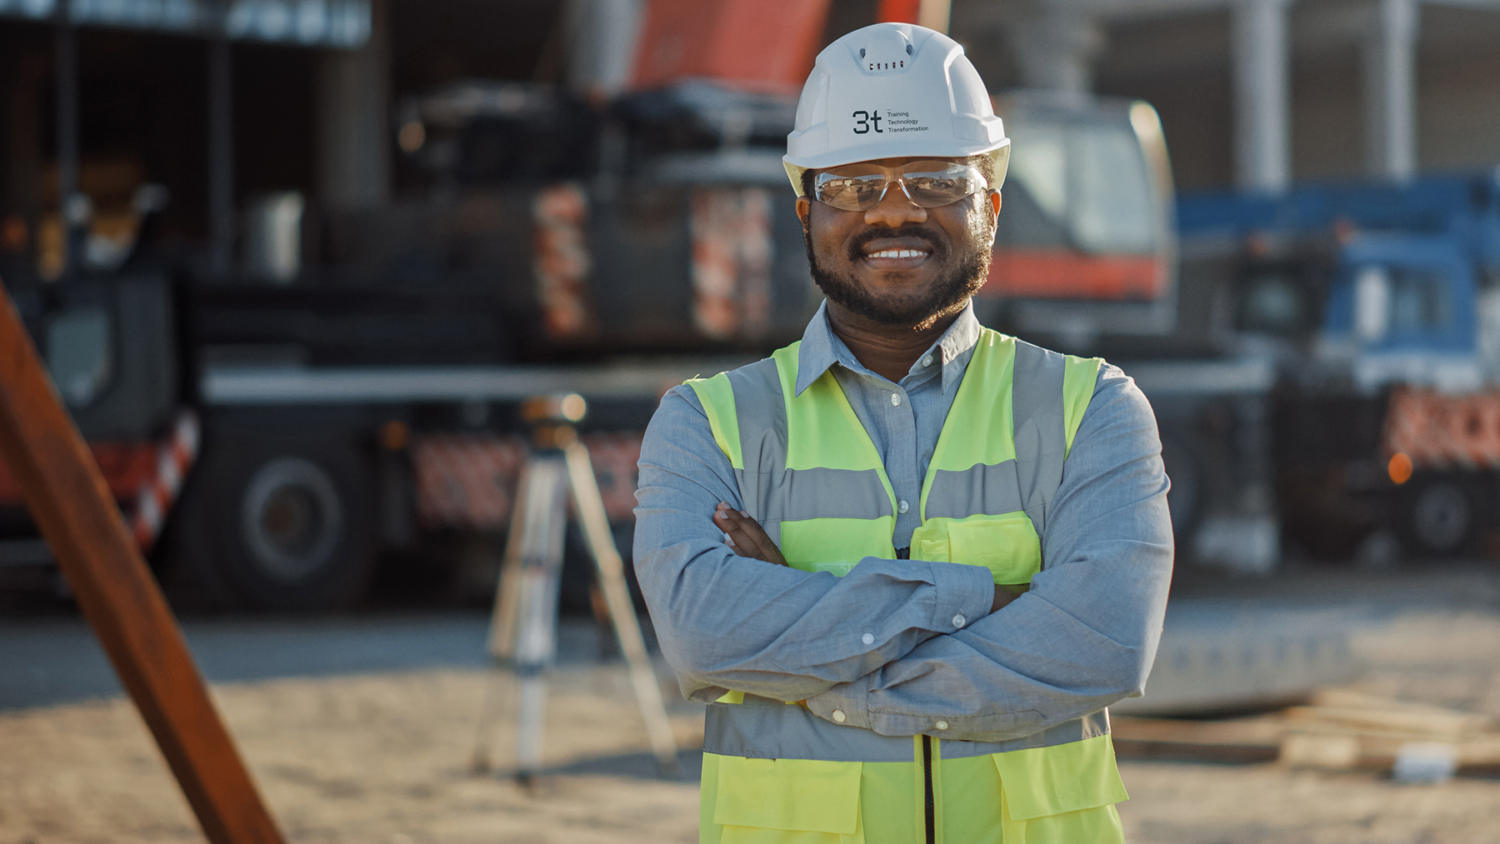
[991,584,1020,613]
[714,503,789,567]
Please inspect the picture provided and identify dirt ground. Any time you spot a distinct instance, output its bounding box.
[3,609,1500,843]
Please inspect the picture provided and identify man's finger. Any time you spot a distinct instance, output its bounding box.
[721,509,788,567]
[715,506,763,559]
[716,509,773,561]
[721,525,759,558]
[714,505,787,566]
[722,510,778,561]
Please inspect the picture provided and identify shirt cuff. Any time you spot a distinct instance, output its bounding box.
[926,560,995,634]
[805,674,873,730]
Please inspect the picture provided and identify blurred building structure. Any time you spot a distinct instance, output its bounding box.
[5,0,1498,251]
[952,0,1500,192]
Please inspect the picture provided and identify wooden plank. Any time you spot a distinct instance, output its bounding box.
[1111,715,1284,763]
[1309,689,1496,732]
[0,288,285,844]
[1284,705,1487,739]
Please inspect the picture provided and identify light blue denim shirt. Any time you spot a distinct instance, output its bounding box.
[633,299,1173,742]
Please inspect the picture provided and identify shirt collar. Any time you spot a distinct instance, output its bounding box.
[794,299,983,396]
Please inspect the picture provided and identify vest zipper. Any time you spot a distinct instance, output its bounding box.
[922,734,936,844]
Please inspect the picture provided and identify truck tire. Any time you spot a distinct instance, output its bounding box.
[1401,475,1478,558]
[175,431,374,611]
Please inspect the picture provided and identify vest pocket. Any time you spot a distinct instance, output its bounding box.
[780,518,896,574]
[713,756,863,837]
[991,734,1129,824]
[915,513,1042,585]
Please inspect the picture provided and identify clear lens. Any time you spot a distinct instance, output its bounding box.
[815,175,886,211]
[903,171,982,206]
[814,164,986,211]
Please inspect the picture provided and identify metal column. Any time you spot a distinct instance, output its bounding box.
[1232,0,1291,193]
[1363,0,1418,182]
[316,0,390,209]
[208,2,235,277]
[1013,4,1102,97]
[53,1,82,275]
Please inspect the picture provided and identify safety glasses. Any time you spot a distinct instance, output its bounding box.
[813,161,988,212]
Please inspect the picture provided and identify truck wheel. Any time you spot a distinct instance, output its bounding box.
[176,433,373,611]
[1402,476,1477,557]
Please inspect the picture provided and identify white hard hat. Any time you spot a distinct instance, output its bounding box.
[783,23,1010,197]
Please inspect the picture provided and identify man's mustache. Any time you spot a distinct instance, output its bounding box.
[845,226,946,264]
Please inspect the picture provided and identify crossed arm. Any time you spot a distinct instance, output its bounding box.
[631,367,1173,741]
[714,503,1022,616]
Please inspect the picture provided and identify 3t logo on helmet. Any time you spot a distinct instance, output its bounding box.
[851,110,883,134]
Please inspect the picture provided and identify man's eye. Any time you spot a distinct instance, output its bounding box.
[908,177,962,191]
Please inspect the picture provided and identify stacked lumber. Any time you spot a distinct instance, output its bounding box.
[1111,689,1500,780]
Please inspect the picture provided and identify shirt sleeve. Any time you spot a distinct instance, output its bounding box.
[633,384,998,705]
[803,365,1174,741]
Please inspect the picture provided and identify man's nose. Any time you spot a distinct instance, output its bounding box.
[863,181,928,228]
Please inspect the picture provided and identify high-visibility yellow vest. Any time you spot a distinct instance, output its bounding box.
[686,328,1128,844]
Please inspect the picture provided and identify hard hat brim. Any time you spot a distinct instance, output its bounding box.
[783,141,1011,198]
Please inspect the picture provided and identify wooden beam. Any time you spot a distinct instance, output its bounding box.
[0,286,285,844]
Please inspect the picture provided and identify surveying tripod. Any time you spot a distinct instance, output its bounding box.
[472,394,679,786]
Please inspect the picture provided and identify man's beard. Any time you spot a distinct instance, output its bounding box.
[805,223,993,329]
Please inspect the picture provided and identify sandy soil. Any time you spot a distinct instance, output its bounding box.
[3,610,1499,843]
[1,666,706,844]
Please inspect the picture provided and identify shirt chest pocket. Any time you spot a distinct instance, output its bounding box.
[910,512,1042,586]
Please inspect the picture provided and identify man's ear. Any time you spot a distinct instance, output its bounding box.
[988,190,1002,245]
[796,196,812,232]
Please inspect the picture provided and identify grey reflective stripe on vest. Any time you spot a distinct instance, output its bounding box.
[726,359,892,546]
[924,460,1024,519]
[1011,340,1068,540]
[704,699,1110,762]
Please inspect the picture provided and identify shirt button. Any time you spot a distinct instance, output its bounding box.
[890,393,901,407]
[922,355,934,367]
[952,614,967,629]
[832,710,847,723]
[935,720,950,731]
[898,499,909,514]
[862,632,875,646]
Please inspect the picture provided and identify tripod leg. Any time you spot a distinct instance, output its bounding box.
[487,461,533,661]
[469,667,510,774]
[513,670,547,789]
[512,457,570,787]
[589,582,617,660]
[564,440,680,777]
[472,458,537,775]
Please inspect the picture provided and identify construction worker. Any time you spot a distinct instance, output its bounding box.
[633,21,1173,844]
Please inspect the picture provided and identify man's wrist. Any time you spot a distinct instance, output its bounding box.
[991,584,1021,614]
[927,560,998,632]
[806,676,873,729]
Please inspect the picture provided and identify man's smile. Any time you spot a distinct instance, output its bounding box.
[856,236,937,271]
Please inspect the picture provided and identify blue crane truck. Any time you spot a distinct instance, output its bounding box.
[1177,168,1500,559]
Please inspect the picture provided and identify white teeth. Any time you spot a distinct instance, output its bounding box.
[867,249,928,259]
